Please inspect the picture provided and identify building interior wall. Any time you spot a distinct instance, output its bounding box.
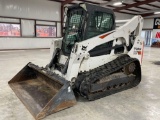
[0,0,61,50]
[0,0,155,50]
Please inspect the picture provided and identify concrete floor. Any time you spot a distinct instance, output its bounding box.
[0,47,160,120]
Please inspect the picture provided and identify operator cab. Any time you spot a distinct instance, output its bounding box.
[49,3,116,73]
[62,3,116,55]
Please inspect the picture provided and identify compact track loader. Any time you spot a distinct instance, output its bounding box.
[9,3,144,120]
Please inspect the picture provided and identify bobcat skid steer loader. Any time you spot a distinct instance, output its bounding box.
[8,3,144,120]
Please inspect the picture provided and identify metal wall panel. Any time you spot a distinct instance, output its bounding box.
[57,23,61,37]
[36,21,56,25]
[21,19,35,37]
[0,18,19,23]
[0,0,61,21]
[0,0,61,49]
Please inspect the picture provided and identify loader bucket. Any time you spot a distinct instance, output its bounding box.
[8,63,76,120]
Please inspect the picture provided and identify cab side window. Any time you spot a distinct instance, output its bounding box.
[87,11,113,39]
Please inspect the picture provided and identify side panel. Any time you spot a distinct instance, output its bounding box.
[77,16,142,51]
[128,36,144,65]
[50,38,62,59]
[51,16,144,81]
[79,55,118,72]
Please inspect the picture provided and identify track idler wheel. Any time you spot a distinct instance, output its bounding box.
[123,62,136,75]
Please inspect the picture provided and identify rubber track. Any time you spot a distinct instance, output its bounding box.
[75,55,141,100]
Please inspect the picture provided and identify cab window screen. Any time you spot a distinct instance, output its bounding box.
[87,12,113,39]
[63,9,85,54]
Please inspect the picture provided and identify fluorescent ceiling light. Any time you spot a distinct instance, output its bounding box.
[113,2,122,6]
[154,12,160,14]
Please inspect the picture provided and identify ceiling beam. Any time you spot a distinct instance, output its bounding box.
[103,0,112,1]
[122,2,150,11]
[125,9,140,13]
[136,6,151,10]
[115,11,136,15]
[83,0,138,15]
[133,0,160,9]
[107,2,151,14]
[81,0,100,4]
[62,0,75,6]
[114,0,158,12]
[76,0,100,5]
[133,0,152,10]
[107,5,115,8]
[108,4,139,13]
[139,1,160,17]
[106,1,156,16]
[141,12,155,17]
[134,0,138,1]
[74,0,137,15]
[49,0,62,2]
[108,3,140,14]
[68,3,77,5]
[147,3,160,9]
[121,3,140,13]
